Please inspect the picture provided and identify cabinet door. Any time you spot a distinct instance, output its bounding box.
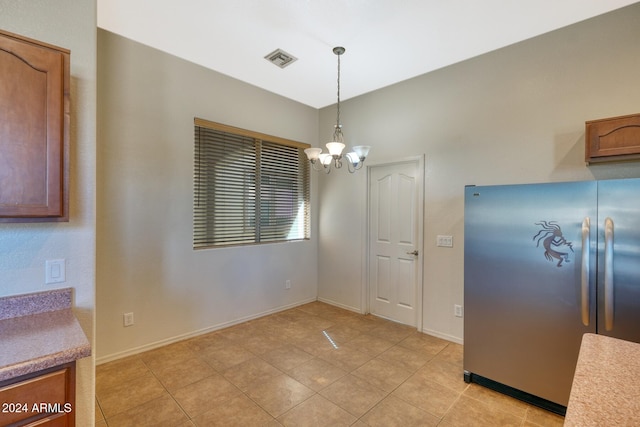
[25,412,68,427]
[0,363,74,427]
[0,30,69,221]
[585,114,640,163]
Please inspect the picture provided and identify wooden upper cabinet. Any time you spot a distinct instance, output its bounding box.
[585,113,640,164]
[0,29,69,222]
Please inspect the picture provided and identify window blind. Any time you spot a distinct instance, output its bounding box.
[194,119,310,248]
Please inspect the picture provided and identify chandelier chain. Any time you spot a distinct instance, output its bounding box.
[336,51,341,127]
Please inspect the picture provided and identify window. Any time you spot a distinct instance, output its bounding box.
[193,118,310,248]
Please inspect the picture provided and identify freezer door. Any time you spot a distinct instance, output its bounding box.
[464,181,597,407]
[597,178,640,343]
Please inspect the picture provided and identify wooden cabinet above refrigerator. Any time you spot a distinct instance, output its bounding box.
[585,113,640,164]
[0,29,69,222]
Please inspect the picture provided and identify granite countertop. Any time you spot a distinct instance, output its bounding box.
[564,333,640,426]
[0,288,91,382]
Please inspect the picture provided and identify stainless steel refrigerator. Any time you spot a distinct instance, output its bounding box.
[463,178,640,414]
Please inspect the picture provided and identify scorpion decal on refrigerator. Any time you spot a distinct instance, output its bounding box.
[533,221,574,267]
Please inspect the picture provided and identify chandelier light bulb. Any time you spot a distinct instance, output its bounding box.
[318,153,332,165]
[346,152,360,165]
[304,147,322,161]
[326,142,345,157]
[352,145,371,160]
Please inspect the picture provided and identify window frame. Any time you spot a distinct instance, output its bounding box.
[193,118,310,249]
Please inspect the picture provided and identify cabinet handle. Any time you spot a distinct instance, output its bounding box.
[604,217,614,331]
[581,217,590,326]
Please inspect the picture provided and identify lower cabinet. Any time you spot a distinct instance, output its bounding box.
[0,363,75,427]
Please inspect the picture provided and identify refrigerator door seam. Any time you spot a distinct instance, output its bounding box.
[581,217,591,326]
[604,217,615,331]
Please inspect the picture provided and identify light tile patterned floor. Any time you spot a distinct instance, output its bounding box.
[95,302,565,426]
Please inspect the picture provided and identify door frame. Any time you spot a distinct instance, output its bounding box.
[362,155,425,331]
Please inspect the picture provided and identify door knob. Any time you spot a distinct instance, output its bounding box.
[407,250,419,256]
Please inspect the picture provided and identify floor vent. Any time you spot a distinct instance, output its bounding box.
[264,48,298,68]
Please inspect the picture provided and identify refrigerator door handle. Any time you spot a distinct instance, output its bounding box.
[581,217,590,326]
[604,217,614,331]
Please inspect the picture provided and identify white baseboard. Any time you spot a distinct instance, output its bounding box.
[316,297,363,314]
[96,297,316,365]
[317,298,464,346]
[422,327,464,345]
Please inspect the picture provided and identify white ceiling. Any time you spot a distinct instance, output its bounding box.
[98,0,638,109]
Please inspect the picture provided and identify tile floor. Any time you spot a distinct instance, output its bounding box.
[95,302,565,426]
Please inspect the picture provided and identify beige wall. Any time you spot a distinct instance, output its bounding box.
[0,1,96,425]
[97,30,320,361]
[317,3,640,343]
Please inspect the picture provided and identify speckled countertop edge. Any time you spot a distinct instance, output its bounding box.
[0,288,91,382]
[564,333,640,426]
[0,287,72,320]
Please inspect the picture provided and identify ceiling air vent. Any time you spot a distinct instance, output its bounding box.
[264,48,298,69]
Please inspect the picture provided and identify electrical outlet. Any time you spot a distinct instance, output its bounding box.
[437,235,453,247]
[285,279,291,289]
[454,304,463,318]
[123,312,134,327]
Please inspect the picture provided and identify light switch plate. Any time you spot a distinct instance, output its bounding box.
[437,235,453,247]
[45,259,66,284]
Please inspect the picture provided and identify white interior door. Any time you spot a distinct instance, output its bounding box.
[368,159,422,327]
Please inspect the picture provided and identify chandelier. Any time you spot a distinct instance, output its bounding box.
[304,47,370,173]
